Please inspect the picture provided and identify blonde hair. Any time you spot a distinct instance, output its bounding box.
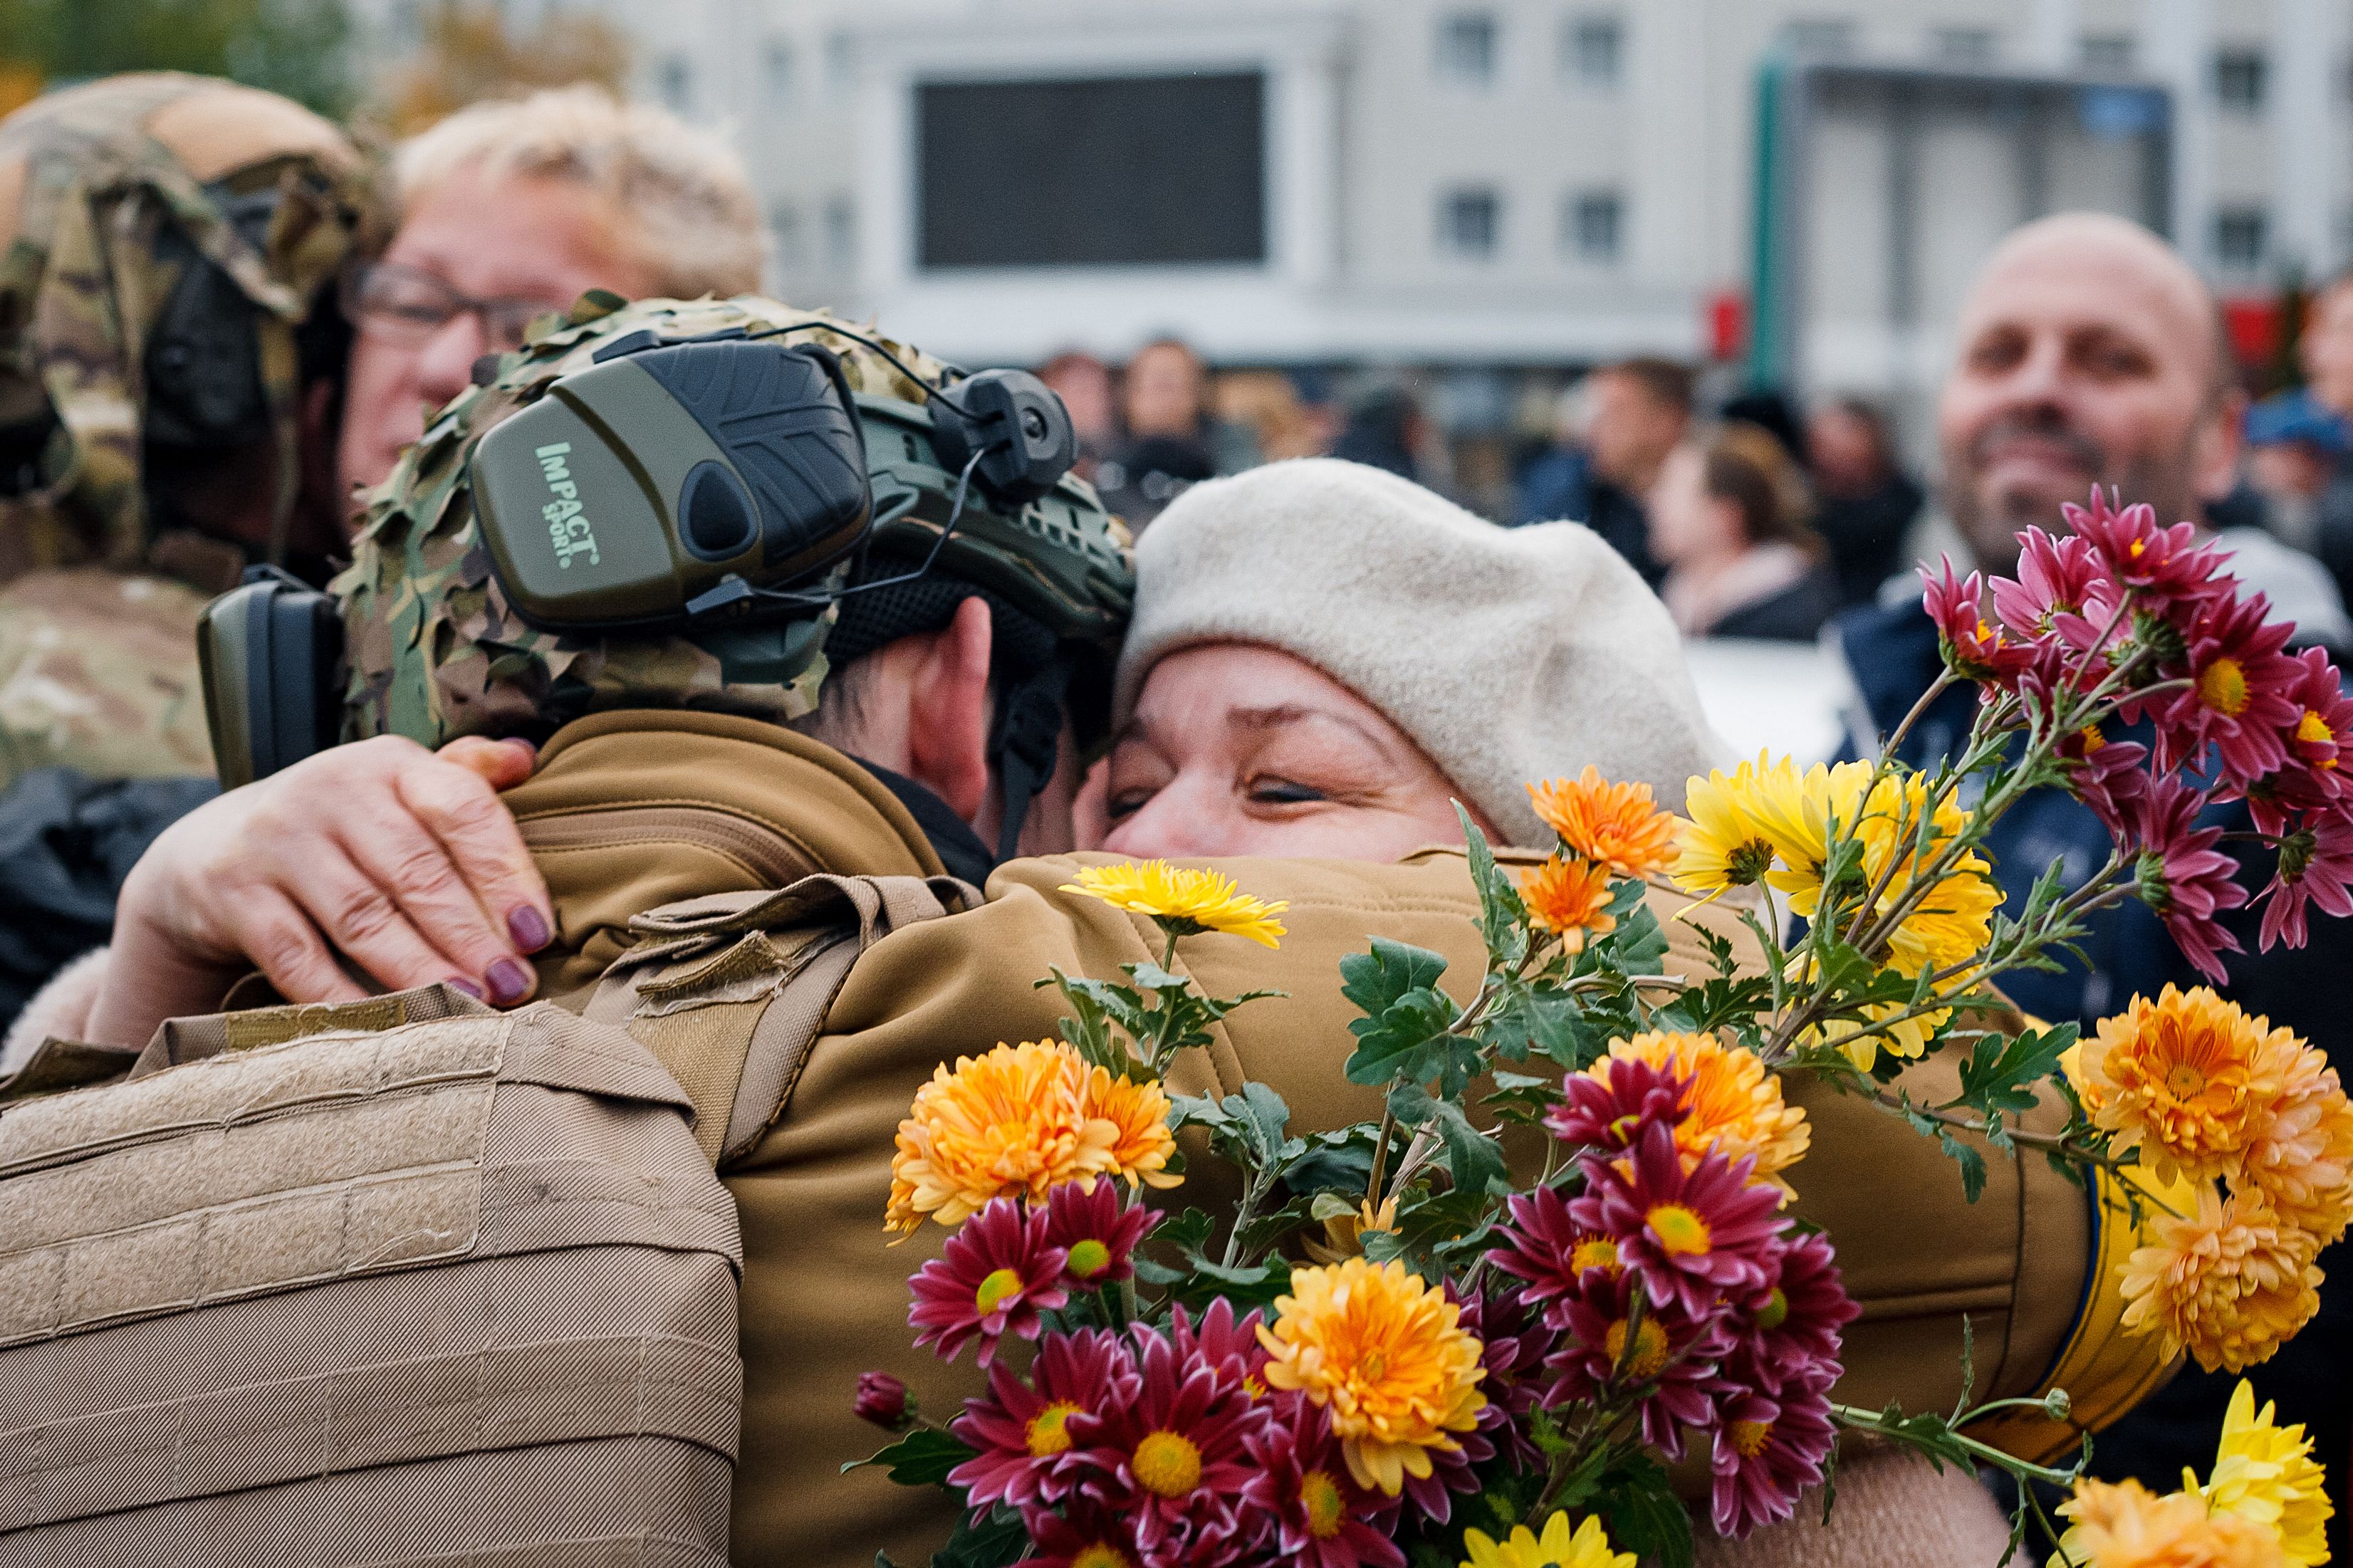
[394,85,763,299]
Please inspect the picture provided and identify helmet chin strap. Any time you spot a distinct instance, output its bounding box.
[988,656,1073,864]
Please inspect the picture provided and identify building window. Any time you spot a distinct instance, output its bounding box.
[1783,19,1856,57]
[657,55,693,115]
[769,202,803,270]
[1563,15,1622,89]
[2215,207,2268,269]
[2216,48,2267,113]
[1931,27,1997,67]
[2080,34,2134,74]
[1565,189,1623,262]
[825,194,856,272]
[1439,188,1501,258]
[1436,14,1498,85]
[763,40,795,110]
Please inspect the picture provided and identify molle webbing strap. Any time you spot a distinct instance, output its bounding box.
[593,872,977,1166]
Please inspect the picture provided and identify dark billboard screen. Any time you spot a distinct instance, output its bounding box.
[917,73,1266,268]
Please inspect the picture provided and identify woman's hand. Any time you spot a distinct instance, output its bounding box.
[86,735,551,1047]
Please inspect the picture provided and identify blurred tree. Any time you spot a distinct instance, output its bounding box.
[380,0,630,134]
[0,0,352,115]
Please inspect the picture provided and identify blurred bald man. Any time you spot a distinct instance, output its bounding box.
[1837,211,2353,1560]
[1936,211,2345,630]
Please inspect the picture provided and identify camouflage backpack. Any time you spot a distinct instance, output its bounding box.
[0,71,369,586]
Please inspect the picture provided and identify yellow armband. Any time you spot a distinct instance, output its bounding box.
[1967,1164,2192,1464]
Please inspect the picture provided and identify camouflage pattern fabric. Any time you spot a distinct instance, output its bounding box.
[0,568,214,785]
[0,72,368,579]
[336,293,1136,748]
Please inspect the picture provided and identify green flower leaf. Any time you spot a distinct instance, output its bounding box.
[840,1427,975,1487]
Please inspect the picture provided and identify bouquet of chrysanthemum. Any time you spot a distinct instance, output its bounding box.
[852,491,2352,1568]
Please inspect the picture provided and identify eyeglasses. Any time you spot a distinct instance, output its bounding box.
[340,261,562,351]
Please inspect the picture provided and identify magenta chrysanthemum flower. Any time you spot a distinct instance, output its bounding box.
[907,1196,1068,1367]
[1994,527,2116,651]
[2123,778,2248,983]
[1708,1368,1838,1538]
[949,1326,1134,1515]
[1167,1296,1268,1389]
[1923,559,2036,684]
[2260,805,2353,951]
[1545,1052,1689,1154]
[1713,1230,1856,1399]
[1087,1323,1265,1567]
[2064,490,2230,614]
[2058,726,2151,840]
[1042,1178,1160,1292]
[1456,1287,1558,1472]
[1570,1123,1786,1321]
[2139,590,2302,786]
[1242,1391,1404,1568]
[1023,1504,1145,1568]
[853,1370,909,1430]
[1486,1184,1627,1322]
[1537,1262,1726,1459]
[2279,645,2353,785]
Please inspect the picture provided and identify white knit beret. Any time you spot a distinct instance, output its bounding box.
[1112,457,1727,846]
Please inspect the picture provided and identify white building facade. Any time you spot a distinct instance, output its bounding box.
[356,0,2353,401]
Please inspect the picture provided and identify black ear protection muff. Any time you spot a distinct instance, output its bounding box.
[142,187,279,454]
[466,327,1078,636]
[197,564,344,790]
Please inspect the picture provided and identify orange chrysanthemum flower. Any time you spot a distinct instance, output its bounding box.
[1256,1258,1487,1497]
[885,1040,1179,1233]
[2119,1188,2322,1374]
[1520,855,1617,951]
[1592,1032,1811,1201]
[2076,988,2302,1188]
[1527,767,1679,879]
[2239,1042,2353,1249]
[2049,1478,2288,1568]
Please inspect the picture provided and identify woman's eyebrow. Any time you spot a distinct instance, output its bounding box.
[1227,704,1400,758]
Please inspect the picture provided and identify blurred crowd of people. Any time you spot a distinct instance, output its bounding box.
[1102,268,2353,668]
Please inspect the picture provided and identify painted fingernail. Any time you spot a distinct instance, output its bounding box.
[508,905,551,952]
[447,976,484,1000]
[486,958,532,1006]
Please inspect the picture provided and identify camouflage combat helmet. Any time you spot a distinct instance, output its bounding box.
[335,293,1135,767]
[0,72,370,587]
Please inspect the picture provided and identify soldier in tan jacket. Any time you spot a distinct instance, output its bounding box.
[49,301,2164,1566]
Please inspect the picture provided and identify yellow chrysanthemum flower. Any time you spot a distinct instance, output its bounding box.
[2078,988,2305,1190]
[1520,855,1617,951]
[1527,768,1678,879]
[2048,1478,2289,1568]
[1763,764,1998,976]
[1671,753,1791,897]
[1304,1196,1400,1265]
[885,1040,1178,1233]
[1060,861,1288,946]
[1461,1510,1635,1568]
[2119,1188,2322,1374]
[1749,758,1872,893]
[1256,1258,1487,1496]
[1591,1032,1810,1199]
[2199,1379,2332,1567]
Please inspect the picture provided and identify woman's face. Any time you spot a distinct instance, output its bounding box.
[1646,442,1738,565]
[1098,644,1494,860]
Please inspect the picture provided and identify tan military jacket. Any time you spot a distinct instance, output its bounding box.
[504,710,2159,1568]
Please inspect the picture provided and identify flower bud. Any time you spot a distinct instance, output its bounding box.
[855,1370,911,1431]
[2042,1386,2072,1421]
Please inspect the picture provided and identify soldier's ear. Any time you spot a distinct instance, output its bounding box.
[905,595,994,825]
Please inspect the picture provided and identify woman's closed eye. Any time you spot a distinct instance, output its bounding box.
[1247,776,1327,806]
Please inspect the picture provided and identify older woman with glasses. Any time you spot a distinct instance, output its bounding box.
[335,85,765,502]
